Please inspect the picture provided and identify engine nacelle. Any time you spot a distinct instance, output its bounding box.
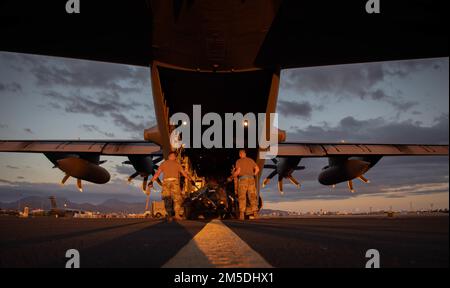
[318,156,382,186]
[318,159,370,186]
[127,155,156,175]
[57,157,110,184]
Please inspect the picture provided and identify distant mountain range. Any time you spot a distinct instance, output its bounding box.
[259,209,292,216]
[0,196,294,215]
[0,196,146,214]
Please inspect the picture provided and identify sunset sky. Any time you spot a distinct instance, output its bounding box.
[0,52,448,212]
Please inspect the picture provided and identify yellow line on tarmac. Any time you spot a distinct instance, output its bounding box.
[163,219,272,268]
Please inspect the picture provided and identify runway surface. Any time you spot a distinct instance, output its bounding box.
[0,215,448,268]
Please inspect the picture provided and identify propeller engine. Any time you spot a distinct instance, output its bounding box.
[262,157,305,194]
[123,155,163,192]
[45,153,110,192]
[318,156,382,192]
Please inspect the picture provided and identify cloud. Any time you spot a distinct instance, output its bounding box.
[288,113,449,144]
[383,59,446,78]
[6,165,19,169]
[110,112,150,133]
[3,52,150,93]
[24,128,33,134]
[369,89,418,113]
[380,182,449,196]
[2,52,155,137]
[42,90,154,135]
[80,124,115,138]
[281,58,443,113]
[277,100,323,119]
[0,179,15,185]
[114,164,136,177]
[0,82,22,93]
[42,90,135,117]
[0,123,8,129]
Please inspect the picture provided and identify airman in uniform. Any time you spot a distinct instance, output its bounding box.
[149,151,193,221]
[233,149,260,220]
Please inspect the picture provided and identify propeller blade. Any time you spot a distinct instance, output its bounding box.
[122,160,132,165]
[263,164,277,169]
[277,175,284,195]
[156,177,163,187]
[262,170,278,187]
[287,175,301,188]
[144,192,151,210]
[98,160,107,165]
[348,180,355,193]
[142,175,149,192]
[60,174,70,185]
[358,175,370,183]
[271,158,278,165]
[145,183,152,197]
[153,156,163,164]
[127,171,140,183]
[76,179,83,192]
[277,180,284,195]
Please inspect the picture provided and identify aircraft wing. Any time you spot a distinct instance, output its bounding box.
[255,0,448,68]
[1,0,447,69]
[0,140,163,191]
[262,142,448,192]
[0,1,153,66]
[0,140,161,156]
[275,143,449,157]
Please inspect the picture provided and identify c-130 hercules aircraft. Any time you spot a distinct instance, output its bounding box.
[0,1,448,217]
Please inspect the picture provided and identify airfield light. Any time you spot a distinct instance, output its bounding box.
[183,121,187,126]
[243,120,249,127]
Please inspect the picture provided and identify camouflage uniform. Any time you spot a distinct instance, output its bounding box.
[159,159,186,218]
[162,179,183,217]
[238,177,258,214]
[236,157,258,214]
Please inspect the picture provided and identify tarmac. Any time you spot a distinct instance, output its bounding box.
[0,215,448,268]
